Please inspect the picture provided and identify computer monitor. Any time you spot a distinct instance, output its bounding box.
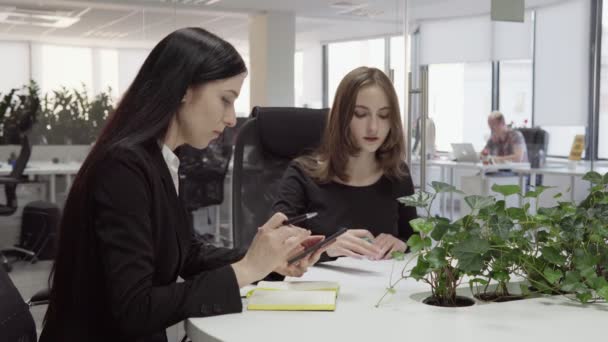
[451,143,479,163]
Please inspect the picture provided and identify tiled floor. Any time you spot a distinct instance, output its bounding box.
[8,259,185,341]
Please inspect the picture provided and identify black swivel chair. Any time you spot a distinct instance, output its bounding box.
[0,135,36,272]
[232,106,328,249]
[177,118,248,245]
[516,127,549,186]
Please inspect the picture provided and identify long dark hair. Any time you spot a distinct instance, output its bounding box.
[43,27,246,339]
[296,67,406,183]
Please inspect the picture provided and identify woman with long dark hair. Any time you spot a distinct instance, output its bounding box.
[273,67,418,261]
[40,28,323,342]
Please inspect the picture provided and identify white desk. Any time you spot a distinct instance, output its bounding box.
[513,164,608,202]
[0,161,81,203]
[412,159,530,218]
[186,258,607,342]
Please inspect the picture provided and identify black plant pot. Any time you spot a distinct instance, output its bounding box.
[422,295,475,307]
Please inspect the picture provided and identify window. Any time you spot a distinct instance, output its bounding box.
[96,49,119,99]
[33,44,94,95]
[544,126,587,157]
[499,60,532,129]
[327,38,385,104]
[428,63,492,152]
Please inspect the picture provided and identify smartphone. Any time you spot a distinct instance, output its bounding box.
[287,227,348,265]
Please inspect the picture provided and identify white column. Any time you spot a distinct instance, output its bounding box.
[248,12,295,107]
[302,44,323,108]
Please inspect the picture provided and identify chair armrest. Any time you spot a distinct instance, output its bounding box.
[27,288,50,306]
[0,176,20,185]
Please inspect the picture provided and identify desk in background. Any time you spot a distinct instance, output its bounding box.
[513,164,608,202]
[0,161,81,203]
[186,257,607,342]
[411,159,530,219]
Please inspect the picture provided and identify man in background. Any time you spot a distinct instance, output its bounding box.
[482,111,528,163]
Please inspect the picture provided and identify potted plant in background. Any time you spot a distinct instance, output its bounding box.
[31,85,112,145]
[0,81,41,144]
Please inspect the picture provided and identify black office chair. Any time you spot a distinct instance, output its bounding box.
[516,127,549,187]
[516,127,549,168]
[177,118,248,245]
[0,135,36,272]
[232,106,328,248]
[0,265,37,342]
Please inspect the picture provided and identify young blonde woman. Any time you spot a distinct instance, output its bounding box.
[273,67,417,261]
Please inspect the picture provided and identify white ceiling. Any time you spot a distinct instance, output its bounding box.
[0,0,570,51]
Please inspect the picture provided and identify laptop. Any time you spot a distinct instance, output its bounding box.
[451,143,479,163]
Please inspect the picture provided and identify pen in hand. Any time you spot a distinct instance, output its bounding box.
[283,212,318,226]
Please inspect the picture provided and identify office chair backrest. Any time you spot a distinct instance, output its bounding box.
[177,119,248,211]
[6,135,31,208]
[232,107,328,248]
[516,127,549,168]
[0,266,37,342]
[177,143,233,211]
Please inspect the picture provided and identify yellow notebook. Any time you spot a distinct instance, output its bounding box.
[246,281,340,311]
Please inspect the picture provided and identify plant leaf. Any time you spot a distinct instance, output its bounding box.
[391,251,406,261]
[561,271,586,293]
[409,218,434,234]
[464,195,495,211]
[491,184,521,197]
[543,268,562,284]
[582,171,603,184]
[426,247,447,268]
[507,207,527,221]
[410,257,430,280]
[541,246,566,266]
[453,236,490,273]
[407,235,432,253]
[397,191,433,208]
[431,181,465,194]
[597,286,608,301]
[576,292,593,303]
[430,221,449,241]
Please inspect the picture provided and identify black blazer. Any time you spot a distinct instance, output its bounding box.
[40,143,245,342]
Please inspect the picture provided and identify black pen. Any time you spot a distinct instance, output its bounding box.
[283,212,318,226]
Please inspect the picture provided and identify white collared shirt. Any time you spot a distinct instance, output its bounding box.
[160,144,180,195]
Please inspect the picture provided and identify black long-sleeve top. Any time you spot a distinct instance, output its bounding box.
[40,143,245,342]
[273,162,417,243]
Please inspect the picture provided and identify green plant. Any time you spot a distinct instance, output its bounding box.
[32,84,113,144]
[517,172,608,303]
[377,172,608,307]
[0,81,41,143]
[377,182,494,307]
